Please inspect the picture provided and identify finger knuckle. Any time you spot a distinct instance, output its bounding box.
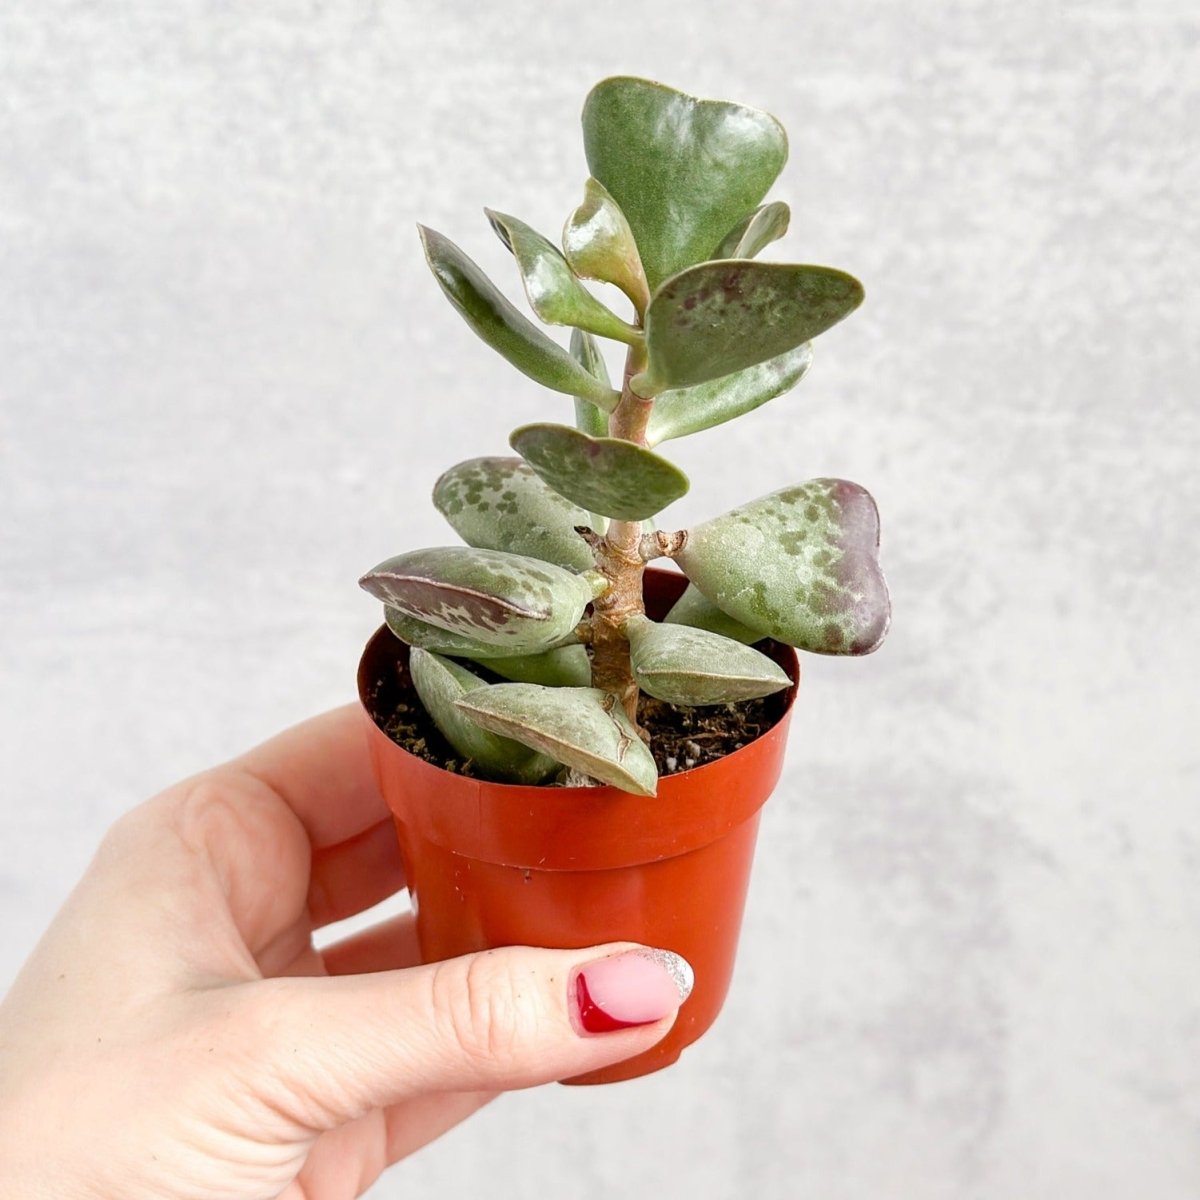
[433,953,529,1072]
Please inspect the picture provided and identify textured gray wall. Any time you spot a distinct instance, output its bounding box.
[2,2,1198,1197]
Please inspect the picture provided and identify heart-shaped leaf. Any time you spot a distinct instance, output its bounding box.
[510,422,689,521]
[638,261,863,392]
[469,643,592,688]
[456,684,658,796]
[409,650,559,784]
[663,583,763,645]
[562,177,650,313]
[433,456,596,572]
[713,201,791,260]
[645,342,813,445]
[419,225,619,411]
[361,546,600,653]
[582,76,788,290]
[625,615,790,706]
[384,605,583,660]
[676,479,891,655]
[486,210,637,345]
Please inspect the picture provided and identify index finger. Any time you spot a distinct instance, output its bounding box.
[233,703,388,848]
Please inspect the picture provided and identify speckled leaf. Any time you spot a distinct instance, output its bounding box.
[384,605,582,660]
[468,643,592,688]
[361,546,598,653]
[418,225,618,411]
[663,584,762,645]
[409,650,558,784]
[624,615,790,706]
[583,77,788,290]
[645,342,813,445]
[486,209,637,345]
[510,422,689,521]
[562,177,650,313]
[456,684,658,796]
[676,479,891,655]
[713,202,791,260]
[638,261,863,392]
[433,456,596,572]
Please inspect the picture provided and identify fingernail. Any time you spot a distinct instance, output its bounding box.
[571,948,694,1034]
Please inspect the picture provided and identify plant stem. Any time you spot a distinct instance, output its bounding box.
[590,339,653,728]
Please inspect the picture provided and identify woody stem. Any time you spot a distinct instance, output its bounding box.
[588,340,652,728]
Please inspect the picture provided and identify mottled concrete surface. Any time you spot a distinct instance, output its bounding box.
[2,2,1198,1197]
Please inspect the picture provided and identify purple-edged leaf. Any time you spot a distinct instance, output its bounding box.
[384,605,583,659]
[582,77,788,290]
[361,546,597,653]
[645,342,813,445]
[624,615,790,706]
[510,422,689,521]
[676,479,891,655]
[562,177,650,313]
[456,684,658,796]
[637,261,863,392]
[418,225,619,411]
[433,457,596,572]
[663,583,762,644]
[409,650,559,784]
[486,209,638,345]
[713,201,791,260]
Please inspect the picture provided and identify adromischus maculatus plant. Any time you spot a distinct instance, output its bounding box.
[360,76,891,797]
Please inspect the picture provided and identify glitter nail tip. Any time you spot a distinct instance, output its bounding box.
[573,947,695,1033]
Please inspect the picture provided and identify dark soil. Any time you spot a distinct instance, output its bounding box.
[366,647,791,784]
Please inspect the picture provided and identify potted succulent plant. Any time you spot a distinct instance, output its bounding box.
[357,76,891,1084]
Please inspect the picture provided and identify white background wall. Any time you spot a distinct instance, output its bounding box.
[2,2,1198,1197]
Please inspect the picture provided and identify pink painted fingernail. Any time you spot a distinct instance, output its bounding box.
[572,948,694,1034]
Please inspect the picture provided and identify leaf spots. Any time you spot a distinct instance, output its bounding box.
[821,622,846,651]
[778,528,808,556]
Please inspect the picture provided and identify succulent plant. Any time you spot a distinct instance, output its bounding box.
[361,76,891,796]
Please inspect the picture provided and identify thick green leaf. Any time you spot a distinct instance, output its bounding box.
[582,76,788,290]
[510,422,689,521]
[361,546,600,653]
[384,605,582,660]
[456,684,658,796]
[418,225,619,411]
[570,328,612,439]
[713,202,791,259]
[562,177,650,313]
[624,615,790,705]
[663,583,763,644]
[570,331,613,534]
[645,342,813,445]
[486,209,637,345]
[676,479,891,655]
[638,261,863,392]
[409,650,558,784]
[433,456,596,572]
[469,643,592,688]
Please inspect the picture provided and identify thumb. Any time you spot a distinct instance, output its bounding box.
[244,943,693,1125]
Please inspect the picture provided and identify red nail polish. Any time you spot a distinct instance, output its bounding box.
[572,948,694,1035]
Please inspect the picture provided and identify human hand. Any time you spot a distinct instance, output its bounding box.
[0,706,692,1200]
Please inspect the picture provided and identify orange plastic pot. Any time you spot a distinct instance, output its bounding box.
[357,568,799,1084]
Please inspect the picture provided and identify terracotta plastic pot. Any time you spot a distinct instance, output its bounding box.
[357,567,799,1085]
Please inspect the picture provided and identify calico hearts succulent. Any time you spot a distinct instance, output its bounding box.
[360,76,891,796]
